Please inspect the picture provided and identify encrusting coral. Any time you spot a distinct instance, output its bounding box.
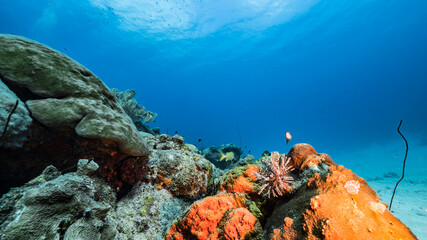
[166,193,263,240]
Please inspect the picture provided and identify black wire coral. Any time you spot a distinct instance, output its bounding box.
[111,88,157,124]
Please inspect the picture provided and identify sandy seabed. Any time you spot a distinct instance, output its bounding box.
[370,178,427,239]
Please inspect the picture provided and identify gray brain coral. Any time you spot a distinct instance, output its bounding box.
[111,88,157,124]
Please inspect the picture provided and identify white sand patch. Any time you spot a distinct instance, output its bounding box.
[368,178,427,239]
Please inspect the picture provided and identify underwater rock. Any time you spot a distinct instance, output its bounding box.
[221,143,243,160]
[152,127,161,135]
[0,80,32,148]
[144,134,190,151]
[217,164,268,223]
[0,161,194,240]
[184,144,417,239]
[203,143,243,170]
[166,192,263,240]
[0,34,148,157]
[0,142,418,240]
[0,163,116,240]
[219,164,260,196]
[77,159,99,176]
[25,165,62,186]
[0,165,61,229]
[107,182,191,240]
[140,133,214,197]
[234,154,258,166]
[202,146,222,161]
[264,164,417,240]
[287,143,335,171]
[220,207,263,240]
[147,149,214,197]
[0,34,150,195]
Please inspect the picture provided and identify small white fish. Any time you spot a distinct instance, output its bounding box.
[285,132,292,144]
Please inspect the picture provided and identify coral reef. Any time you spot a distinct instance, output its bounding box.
[265,165,417,239]
[0,34,147,157]
[108,182,191,239]
[257,152,294,198]
[287,143,335,171]
[219,164,260,196]
[0,34,150,195]
[167,144,417,239]
[111,88,157,124]
[0,35,418,240]
[166,193,263,240]
[0,160,116,240]
[143,134,214,197]
[0,133,418,240]
[202,143,243,169]
[147,149,213,197]
[0,160,191,240]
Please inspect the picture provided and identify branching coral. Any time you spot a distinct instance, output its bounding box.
[111,88,157,123]
[257,152,294,198]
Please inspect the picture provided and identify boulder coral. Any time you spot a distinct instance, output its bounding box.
[219,164,260,195]
[0,34,150,195]
[265,165,417,240]
[0,160,117,240]
[143,134,214,197]
[287,143,335,171]
[147,149,214,197]
[0,34,148,157]
[107,182,191,239]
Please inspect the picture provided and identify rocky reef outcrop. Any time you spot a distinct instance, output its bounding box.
[0,160,116,240]
[144,133,214,197]
[0,34,149,194]
[166,193,263,240]
[0,134,213,239]
[1,141,418,239]
[165,144,417,240]
[202,143,243,170]
[262,145,416,239]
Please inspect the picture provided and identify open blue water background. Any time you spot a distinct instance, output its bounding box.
[1,0,426,178]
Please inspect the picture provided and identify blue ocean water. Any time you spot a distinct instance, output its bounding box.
[1,0,426,177]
